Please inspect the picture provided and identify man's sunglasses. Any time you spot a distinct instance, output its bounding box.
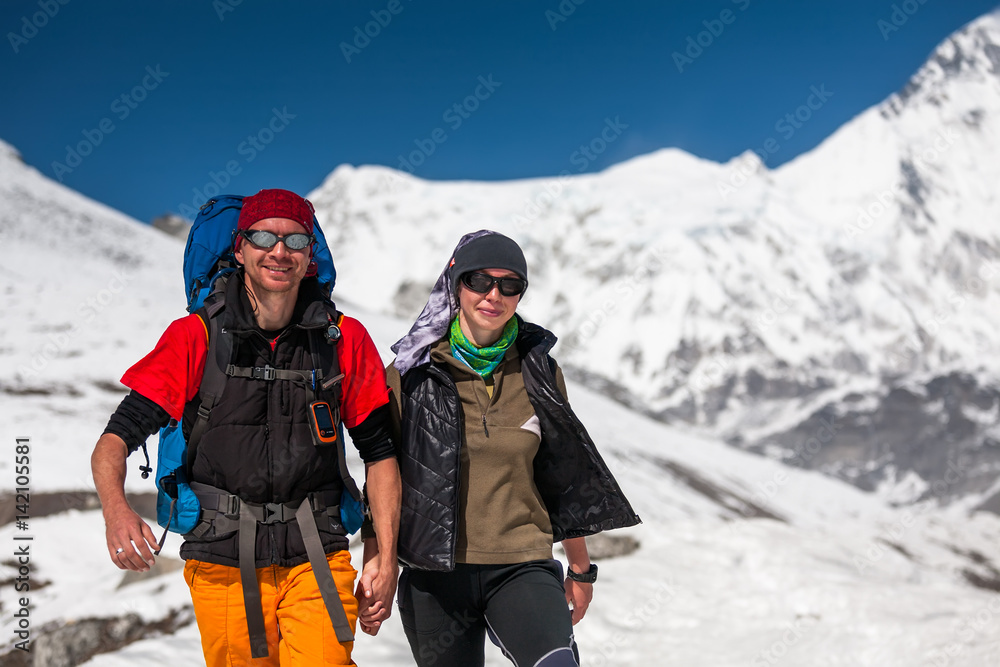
[461,272,528,297]
[239,229,314,251]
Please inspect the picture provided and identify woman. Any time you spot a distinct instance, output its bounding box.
[383,230,640,667]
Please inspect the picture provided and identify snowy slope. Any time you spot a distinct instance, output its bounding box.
[304,10,1000,506]
[4,325,1000,666]
[1,139,187,495]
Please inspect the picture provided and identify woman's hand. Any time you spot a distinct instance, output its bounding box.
[355,536,398,635]
[564,578,594,625]
[562,536,594,624]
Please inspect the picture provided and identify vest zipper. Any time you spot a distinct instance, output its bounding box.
[264,332,276,564]
[473,381,491,438]
[477,370,503,438]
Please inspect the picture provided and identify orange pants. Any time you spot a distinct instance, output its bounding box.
[184,551,358,666]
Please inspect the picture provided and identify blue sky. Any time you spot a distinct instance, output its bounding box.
[2,0,997,223]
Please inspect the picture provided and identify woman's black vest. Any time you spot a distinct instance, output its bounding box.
[179,273,348,568]
[396,317,641,571]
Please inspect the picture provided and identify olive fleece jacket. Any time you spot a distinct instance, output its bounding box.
[387,337,570,564]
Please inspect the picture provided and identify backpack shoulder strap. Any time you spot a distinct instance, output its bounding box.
[186,301,232,473]
[316,308,344,396]
[312,307,362,502]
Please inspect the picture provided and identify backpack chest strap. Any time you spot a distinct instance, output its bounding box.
[225,364,319,384]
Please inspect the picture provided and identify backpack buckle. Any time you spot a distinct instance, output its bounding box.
[252,365,276,381]
[260,502,288,524]
[224,494,241,517]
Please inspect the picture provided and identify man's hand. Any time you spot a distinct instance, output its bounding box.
[564,578,593,625]
[355,537,398,635]
[92,433,157,572]
[103,504,158,572]
[355,455,401,636]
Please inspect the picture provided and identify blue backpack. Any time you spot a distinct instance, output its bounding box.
[143,195,365,549]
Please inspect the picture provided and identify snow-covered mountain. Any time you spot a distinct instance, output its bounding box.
[2,138,1000,664]
[4,9,1000,664]
[307,9,1000,509]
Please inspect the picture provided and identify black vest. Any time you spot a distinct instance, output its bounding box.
[179,272,348,568]
[397,317,641,571]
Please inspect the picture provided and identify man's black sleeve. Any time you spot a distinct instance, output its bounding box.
[346,403,396,464]
[103,390,172,454]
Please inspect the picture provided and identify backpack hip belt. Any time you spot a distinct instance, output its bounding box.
[189,483,342,536]
[189,482,354,656]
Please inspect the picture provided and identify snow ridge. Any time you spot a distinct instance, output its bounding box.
[305,10,1000,504]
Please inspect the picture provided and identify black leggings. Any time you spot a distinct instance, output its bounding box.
[397,560,580,667]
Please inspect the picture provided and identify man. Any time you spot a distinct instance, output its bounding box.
[92,189,400,665]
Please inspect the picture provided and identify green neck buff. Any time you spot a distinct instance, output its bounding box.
[449,316,519,378]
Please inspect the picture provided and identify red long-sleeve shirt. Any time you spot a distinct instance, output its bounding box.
[121,312,389,429]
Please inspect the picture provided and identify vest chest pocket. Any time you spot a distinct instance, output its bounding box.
[278,375,293,418]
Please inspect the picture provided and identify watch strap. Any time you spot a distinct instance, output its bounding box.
[567,563,598,583]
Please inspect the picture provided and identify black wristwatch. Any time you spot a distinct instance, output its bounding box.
[567,563,598,583]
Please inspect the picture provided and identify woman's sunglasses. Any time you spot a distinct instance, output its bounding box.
[239,229,314,251]
[461,272,528,297]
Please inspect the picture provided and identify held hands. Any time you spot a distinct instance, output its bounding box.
[103,503,158,572]
[355,537,399,636]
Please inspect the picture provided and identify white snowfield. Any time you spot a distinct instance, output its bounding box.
[3,10,1000,667]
